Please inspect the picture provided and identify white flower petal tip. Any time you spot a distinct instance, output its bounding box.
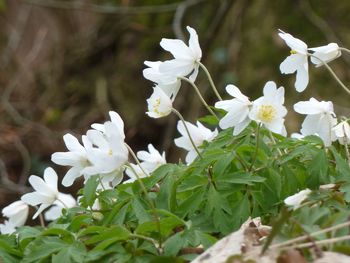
[333,121,350,145]
[284,189,311,210]
[146,86,173,118]
[2,200,29,228]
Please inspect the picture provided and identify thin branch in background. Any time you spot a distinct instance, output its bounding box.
[172,0,206,40]
[22,0,206,15]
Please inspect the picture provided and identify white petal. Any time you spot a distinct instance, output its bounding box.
[187,26,202,59]
[280,54,303,74]
[160,39,192,59]
[33,204,50,219]
[21,192,49,206]
[62,166,82,187]
[295,61,309,92]
[63,134,84,152]
[43,167,58,191]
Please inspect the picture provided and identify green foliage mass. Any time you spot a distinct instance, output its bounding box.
[1,119,350,262]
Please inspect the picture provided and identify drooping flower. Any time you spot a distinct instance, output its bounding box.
[159,26,202,82]
[333,120,350,145]
[2,200,29,228]
[44,193,76,221]
[279,30,309,92]
[309,43,341,67]
[51,133,93,187]
[146,86,173,118]
[143,61,181,99]
[21,167,60,219]
[215,85,252,135]
[279,30,341,92]
[174,120,218,164]
[294,98,337,147]
[249,81,287,136]
[137,144,166,173]
[284,188,311,210]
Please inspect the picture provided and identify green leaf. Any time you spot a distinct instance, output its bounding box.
[155,175,176,211]
[177,189,205,217]
[82,176,99,208]
[217,171,265,185]
[84,226,130,246]
[133,198,152,224]
[330,147,350,180]
[136,217,184,237]
[306,150,329,188]
[163,232,185,256]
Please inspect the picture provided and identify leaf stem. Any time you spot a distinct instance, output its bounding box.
[171,108,202,159]
[130,233,159,249]
[339,47,350,55]
[249,123,261,172]
[125,144,162,252]
[198,62,223,101]
[179,76,219,120]
[308,53,350,96]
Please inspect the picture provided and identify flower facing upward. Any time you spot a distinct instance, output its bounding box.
[21,167,60,219]
[159,26,202,82]
[332,120,350,145]
[215,85,252,135]
[294,98,337,147]
[146,86,173,118]
[284,189,311,210]
[2,200,29,227]
[249,81,287,136]
[174,120,218,164]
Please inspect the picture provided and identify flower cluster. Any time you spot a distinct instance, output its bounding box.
[1,26,350,238]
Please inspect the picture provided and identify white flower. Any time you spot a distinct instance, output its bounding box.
[137,144,166,173]
[44,193,76,221]
[51,133,93,187]
[2,200,29,227]
[279,30,309,92]
[143,61,181,99]
[174,120,218,164]
[309,43,341,67]
[21,167,60,219]
[85,121,128,185]
[0,221,16,235]
[159,26,202,82]
[249,81,287,136]
[215,85,252,135]
[125,163,146,184]
[146,86,173,118]
[294,98,337,147]
[284,188,311,210]
[91,111,125,139]
[333,120,350,145]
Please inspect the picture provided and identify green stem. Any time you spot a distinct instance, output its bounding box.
[98,175,106,191]
[339,47,350,55]
[56,198,68,209]
[125,144,162,251]
[38,213,46,228]
[198,62,223,101]
[171,108,202,159]
[130,233,159,250]
[308,53,350,96]
[269,131,283,156]
[179,76,219,120]
[249,123,261,172]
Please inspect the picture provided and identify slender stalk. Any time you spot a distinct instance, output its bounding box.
[125,144,162,251]
[38,213,45,228]
[198,62,223,101]
[98,175,106,191]
[342,125,350,165]
[269,131,283,156]
[171,108,202,159]
[339,47,350,55]
[249,123,261,172]
[179,76,219,120]
[130,233,159,249]
[308,53,350,96]
[270,220,350,249]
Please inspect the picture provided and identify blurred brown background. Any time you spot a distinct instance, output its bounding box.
[1,0,350,209]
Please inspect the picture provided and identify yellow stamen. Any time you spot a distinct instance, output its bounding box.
[290,50,297,55]
[257,105,277,122]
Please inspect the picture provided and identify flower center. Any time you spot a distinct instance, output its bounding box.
[152,98,165,116]
[257,105,277,122]
[290,49,298,55]
[108,149,113,156]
